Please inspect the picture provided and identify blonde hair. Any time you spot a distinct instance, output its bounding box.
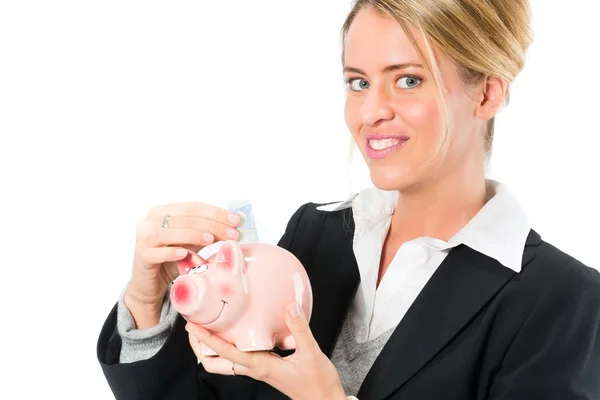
[340,0,534,163]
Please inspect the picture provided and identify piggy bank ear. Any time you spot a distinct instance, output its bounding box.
[215,240,247,275]
[175,251,206,275]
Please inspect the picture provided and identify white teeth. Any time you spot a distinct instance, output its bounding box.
[369,138,401,150]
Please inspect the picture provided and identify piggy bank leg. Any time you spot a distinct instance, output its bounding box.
[199,342,218,357]
[235,333,275,352]
[277,335,296,350]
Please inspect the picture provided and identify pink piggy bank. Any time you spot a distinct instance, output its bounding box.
[170,240,313,356]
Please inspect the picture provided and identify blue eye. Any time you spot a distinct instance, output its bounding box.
[347,78,370,91]
[398,75,422,89]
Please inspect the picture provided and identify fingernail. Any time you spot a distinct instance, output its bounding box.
[228,213,240,225]
[203,232,214,243]
[227,228,239,240]
[176,249,187,257]
[289,302,301,318]
[185,325,196,338]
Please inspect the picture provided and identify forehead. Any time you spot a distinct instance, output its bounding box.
[344,7,424,67]
[345,7,421,67]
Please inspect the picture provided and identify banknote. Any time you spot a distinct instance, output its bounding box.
[227,199,259,244]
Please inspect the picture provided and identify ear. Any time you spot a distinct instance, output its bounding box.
[176,252,206,276]
[474,75,507,121]
[215,240,247,275]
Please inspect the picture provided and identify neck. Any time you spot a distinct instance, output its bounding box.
[388,166,489,243]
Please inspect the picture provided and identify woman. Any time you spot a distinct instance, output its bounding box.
[97,1,600,399]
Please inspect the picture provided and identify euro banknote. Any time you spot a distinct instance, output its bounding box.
[227,199,259,244]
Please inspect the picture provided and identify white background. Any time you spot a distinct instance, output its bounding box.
[0,0,598,398]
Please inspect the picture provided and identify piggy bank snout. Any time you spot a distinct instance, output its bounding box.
[171,275,208,308]
[170,275,227,325]
[172,280,197,305]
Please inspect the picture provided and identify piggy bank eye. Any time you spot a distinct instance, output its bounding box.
[191,264,208,274]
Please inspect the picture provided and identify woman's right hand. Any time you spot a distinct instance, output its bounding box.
[124,202,241,329]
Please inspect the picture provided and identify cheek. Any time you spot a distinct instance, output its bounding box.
[219,284,233,298]
[344,99,361,137]
[400,99,441,134]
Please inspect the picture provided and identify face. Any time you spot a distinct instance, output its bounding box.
[343,7,493,192]
[171,241,249,329]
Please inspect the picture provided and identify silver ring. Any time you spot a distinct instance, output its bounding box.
[162,215,170,228]
[231,362,236,376]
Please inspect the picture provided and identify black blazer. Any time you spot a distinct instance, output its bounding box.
[97,202,600,400]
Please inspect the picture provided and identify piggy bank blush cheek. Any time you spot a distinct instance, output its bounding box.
[219,284,233,299]
[218,283,248,306]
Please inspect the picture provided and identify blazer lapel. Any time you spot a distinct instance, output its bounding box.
[309,208,361,357]
[357,229,540,400]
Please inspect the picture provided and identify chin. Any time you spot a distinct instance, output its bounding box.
[368,159,431,193]
[369,169,408,192]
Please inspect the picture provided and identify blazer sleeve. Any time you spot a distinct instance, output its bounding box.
[97,203,312,400]
[486,263,600,400]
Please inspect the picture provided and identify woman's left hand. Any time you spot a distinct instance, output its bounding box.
[185,302,347,400]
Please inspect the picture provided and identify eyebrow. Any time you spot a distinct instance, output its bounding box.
[343,63,423,75]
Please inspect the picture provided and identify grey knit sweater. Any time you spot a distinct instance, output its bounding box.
[330,311,395,396]
[116,287,179,363]
[117,291,394,397]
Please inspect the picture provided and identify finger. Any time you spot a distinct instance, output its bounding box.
[145,228,216,248]
[188,334,256,378]
[185,323,257,368]
[201,354,253,377]
[137,218,216,245]
[150,216,241,242]
[148,202,241,227]
[136,246,192,265]
[187,324,288,384]
[285,302,318,354]
[198,353,255,378]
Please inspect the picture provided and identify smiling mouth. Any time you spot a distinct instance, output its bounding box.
[365,137,408,159]
[204,300,227,325]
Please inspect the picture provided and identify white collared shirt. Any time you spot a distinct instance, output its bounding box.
[317,180,531,343]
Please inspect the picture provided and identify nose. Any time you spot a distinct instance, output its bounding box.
[360,87,394,126]
[172,280,196,304]
[170,274,207,309]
